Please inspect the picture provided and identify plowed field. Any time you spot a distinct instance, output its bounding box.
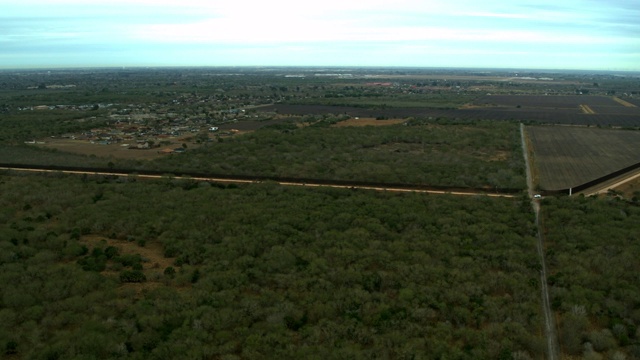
[473,95,621,108]
[263,98,640,127]
[526,126,640,191]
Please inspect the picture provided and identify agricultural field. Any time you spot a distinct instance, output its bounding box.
[472,95,624,109]
[526,126,640,191]
[264,100,640,127]
[586,106,640,116]
[622,97,640,107]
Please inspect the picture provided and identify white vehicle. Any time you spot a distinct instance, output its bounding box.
[533,194,542,199]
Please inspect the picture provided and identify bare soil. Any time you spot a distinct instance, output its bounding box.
[35,136,206,161]
[612,97,637,108]
[79,235,178,295]
[81,235,174,270]
[613,176,640,198]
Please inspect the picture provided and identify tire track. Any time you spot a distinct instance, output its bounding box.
[535,210,559,360]
[521,124,559,360]
[0,166,516,198]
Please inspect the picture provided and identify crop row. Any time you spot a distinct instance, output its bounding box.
[526,126,640,191]
[265,104,640,127]
[473,95,623,108]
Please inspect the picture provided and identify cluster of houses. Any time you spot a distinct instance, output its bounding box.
[17,103,114,111]
[57,117,224,150]
[38,99,259,154]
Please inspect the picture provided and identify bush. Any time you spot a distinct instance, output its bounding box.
[164,266,176,277]
[77,256,106,272]
[119,270,146,283]
[116,254,142,267]
[5,340,18,355]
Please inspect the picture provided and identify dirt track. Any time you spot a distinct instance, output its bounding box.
[522,124,559,360]
[0,166,516,198]
[580,167,640,196]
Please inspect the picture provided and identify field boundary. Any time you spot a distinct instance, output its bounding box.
[541,160,640,195]
[579,167,640,196]
[579,104,596,114]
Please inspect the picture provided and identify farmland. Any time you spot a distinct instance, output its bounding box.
[623,98,640,107]
[263,94,640,127]
[472,95,623,109]
[526,126,640,191]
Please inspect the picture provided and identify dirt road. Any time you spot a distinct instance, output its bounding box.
[521,123,559,360]
[0,166,516,198]
[580,168,640,196]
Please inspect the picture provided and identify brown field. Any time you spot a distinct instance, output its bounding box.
[35,135,214,160]
[611,174,640,198]
[624,98,640,107]
[333,117,406,127]
[579,105,596,114]
[473,95,622,109]
[526,126,640,191]
[612,96,637,107]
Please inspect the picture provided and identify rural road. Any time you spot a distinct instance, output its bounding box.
[0,166,516,198]
[521,124,559,360]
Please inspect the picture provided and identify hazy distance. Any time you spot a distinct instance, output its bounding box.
[2,0,639,71]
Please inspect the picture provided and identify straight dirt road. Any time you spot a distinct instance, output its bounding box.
[521,123,559,360]
[0,166,516,198]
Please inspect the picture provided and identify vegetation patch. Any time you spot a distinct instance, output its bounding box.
[147,121,526,189]
[0,173,543,359]
[542,196,640,358]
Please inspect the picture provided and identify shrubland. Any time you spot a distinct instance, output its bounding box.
[541,195,640,358]
[0,172,542,359]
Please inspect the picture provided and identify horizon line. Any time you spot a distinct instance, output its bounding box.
[1,65,639,74]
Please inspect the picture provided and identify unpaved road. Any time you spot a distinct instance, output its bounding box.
[580,167,640,196]
[0,166,516,198]
[521,124,558,360]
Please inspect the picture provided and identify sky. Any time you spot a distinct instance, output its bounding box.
[1,0,639,71]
